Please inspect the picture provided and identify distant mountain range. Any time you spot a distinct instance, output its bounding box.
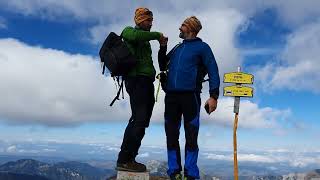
[0,158,319,180]
[0,172,50,180]
[0,159,115,180]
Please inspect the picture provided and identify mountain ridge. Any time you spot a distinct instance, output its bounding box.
[0,159,115,180]
[0,158,319,180]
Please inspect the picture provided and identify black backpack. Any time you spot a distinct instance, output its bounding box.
[99,32,137,106]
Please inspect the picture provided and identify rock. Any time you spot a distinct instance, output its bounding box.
[116,170,150,180]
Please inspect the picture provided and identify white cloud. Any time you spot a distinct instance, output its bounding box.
[203,152,282,163]
[0,0,160,22]
[0,38,290,128]
[2,0,320,93]
[85,1,320,95]
[89,8,245,75]
[2,0,320,27]
[204,152,320,167]
[204,153,231,161]
[238,153,280,163]
[201,97,291,129]
[18,149,40,154]
[138,152,150,158]
[152,91,291,130]
[255,21,320,93]
[107,147,118,151]
[265,0,320,27]
[43,148,57,152]
[6,145,17,153]
[0,38,131,126]
[267,149,291,153]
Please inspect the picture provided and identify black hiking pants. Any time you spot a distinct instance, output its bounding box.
[165,92,201,179]
[117,76,155,163]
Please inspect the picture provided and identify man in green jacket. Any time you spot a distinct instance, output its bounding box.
[116,7,168,172]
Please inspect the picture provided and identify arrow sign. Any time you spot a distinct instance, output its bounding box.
[224,85,254,97]
[224,72,254,84]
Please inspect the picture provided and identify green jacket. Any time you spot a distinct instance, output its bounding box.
[121,26,161,79]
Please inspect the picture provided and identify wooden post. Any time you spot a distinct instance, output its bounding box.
[233,66,241,180]
[233,113,239,180]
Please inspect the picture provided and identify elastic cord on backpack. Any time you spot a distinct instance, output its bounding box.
[109,77,124,106]
[155,73,161,102]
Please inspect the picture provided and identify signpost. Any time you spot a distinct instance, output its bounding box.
[223,67,254,180]
[223,72,254,84]
[224,85,253,97]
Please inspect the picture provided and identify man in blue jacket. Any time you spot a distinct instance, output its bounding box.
[158,16,220,180]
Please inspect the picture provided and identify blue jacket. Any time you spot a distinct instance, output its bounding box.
[158,37,220,99]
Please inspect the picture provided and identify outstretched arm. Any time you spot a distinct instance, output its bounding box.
[122,26,161,42]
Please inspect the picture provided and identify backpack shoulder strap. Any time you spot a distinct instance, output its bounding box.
[165,42,182,68]
[168,42,182,58]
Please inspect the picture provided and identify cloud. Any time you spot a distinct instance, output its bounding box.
[2,0,320,27]
[138,152,150,158]
[204,152,283,163]
[0,38,131,126]
[255,21,320,93]
[201,97,291,129]
[106,147,118,151]
[42,148,57,152]
[0,0,155,22]
[152,91,291,130]
[82,1,320,95]
[265,0,320,27]
[2,0,320,92]
[0,38,291,128]
[88,8,245,75]
[203,152,320,167]
[6,145,17,153]
[18,149,40,154]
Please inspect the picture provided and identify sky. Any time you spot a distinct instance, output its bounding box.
[0,0,320,167]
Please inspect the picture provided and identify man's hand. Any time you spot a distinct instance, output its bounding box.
[205,97,218,114]
[159,33,168,46]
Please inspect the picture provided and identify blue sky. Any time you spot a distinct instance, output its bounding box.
[0,0,320,167]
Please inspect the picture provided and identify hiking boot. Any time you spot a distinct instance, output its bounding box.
[116,160,146,172]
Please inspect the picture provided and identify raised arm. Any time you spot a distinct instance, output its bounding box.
[122,26,161,42]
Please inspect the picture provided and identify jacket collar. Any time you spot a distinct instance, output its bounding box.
[183,37,202,43]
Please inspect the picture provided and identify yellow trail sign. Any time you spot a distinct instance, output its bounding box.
[223,72,254,84]
[223,85,253,97]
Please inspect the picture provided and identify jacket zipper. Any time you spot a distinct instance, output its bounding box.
[175,44,185,88]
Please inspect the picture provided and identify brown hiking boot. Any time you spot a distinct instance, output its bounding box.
[116,160,146,172]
